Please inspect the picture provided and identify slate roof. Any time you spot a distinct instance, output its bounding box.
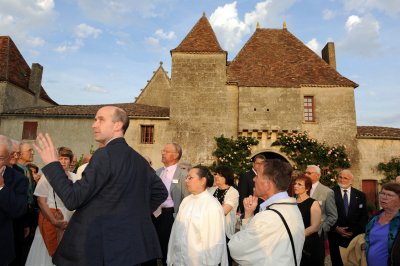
[0,103,170,118]
[0,36,57,105]
[227,28,358,88]
[171,14,226,54]
[357,126,400,139]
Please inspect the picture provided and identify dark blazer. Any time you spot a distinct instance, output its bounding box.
[0,167,28,266]
[42,138,168,266]
[330,186,368,246]
[237,170,256,213]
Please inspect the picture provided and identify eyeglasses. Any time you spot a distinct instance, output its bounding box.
[185,175,197,180]
[379,192,397,198]
[0,156,9,162]
[305,171,314,175]
[161,149,177,154]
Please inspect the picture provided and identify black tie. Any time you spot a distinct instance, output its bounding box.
[343,189,349,216]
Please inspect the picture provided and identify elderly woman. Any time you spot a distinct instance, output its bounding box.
[25,147,79,266]
[293,174,321,266]
[208,165,239,266]
[365,182,400,266]
[167,165,228,266]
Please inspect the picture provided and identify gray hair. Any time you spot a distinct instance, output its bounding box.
[0,135,12,154]
[307,165,321,175]
[169,143,182,160]
[340,169,354,179]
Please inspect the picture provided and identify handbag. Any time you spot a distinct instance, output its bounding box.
[38,190,65,256]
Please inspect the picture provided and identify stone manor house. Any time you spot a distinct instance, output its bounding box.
[1,14,399,205]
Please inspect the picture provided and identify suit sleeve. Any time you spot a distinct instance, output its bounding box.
[0,170,28,219]
[323,189,338,233]
[352,191,368,235]
[149,168,168,212]
[237,173,248,214]
[42,149,111,210]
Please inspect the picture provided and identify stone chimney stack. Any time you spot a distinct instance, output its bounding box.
[29,63,43,104]
[322,42,336,70]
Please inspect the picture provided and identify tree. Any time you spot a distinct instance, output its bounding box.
[212,135,259,176]
[272,132,351,187]
[377,157,400,184]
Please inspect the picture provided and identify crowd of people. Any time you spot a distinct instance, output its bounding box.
[1,105,399,266]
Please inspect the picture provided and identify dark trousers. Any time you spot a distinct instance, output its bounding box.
[328,231,353,266]
[143,207,174,266]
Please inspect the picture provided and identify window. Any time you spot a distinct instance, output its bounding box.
[304,96,315,122]
[22,121,38,140]
[141,125,154,144]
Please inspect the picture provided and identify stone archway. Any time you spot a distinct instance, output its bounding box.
[250,150,291,164]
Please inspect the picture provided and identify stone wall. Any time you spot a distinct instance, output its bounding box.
[0,82,53,113]
[0,116,170,170]
[135,66,171,108]
[357,137,400,183]
[169,53,237,165]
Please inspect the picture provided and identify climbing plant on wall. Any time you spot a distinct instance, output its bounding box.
[272,132,351,187]
[212,135,259,176]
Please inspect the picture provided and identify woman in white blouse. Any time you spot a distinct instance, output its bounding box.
[25,147,80,266]
[208,165,239,266]
[167,165,228,266]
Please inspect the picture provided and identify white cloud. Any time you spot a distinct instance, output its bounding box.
[323,9,336,20]
[306,38,322,55]
[145,37,161,48]
[54,39,83,53]
[76,0,164,25]
[26,37,45,47]
[338,14,381,57]
[83,84,108,94]
[0,0,56,48]
[29,50,40,57]
[75,23,102,39]
[210,0,297,52]
[344,0,400,16]
[154,29,176,40]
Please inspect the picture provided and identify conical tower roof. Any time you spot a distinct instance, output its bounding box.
[171,14,226,54]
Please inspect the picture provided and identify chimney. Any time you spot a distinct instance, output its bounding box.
[321,42,336,70]
[29,63,43,104]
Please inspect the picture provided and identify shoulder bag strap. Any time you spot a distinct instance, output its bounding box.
[267,207,298,266]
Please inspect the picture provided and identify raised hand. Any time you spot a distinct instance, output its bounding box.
[33,133,58,165]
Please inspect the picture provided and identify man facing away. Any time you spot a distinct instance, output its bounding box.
[0,135,28,266]
[145,143,190,266]
[33,106,168,266]
[305,164,338,265]
[237,154,266,214]
[328,169,368,266]
[229,159,305,266]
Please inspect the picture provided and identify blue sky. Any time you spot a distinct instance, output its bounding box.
[1,0,399,127]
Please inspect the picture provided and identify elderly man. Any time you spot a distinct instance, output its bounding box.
[33,106,168,266]
[0,135,28,266]
[145,143,189,266]
[328,169,368,266]
[229,159,305,265]
[305,164,338,265]
[237,154,266,214]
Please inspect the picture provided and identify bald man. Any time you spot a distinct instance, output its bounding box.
[34,106,168,266]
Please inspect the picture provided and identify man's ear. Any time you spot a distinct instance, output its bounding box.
[113,121,123,132]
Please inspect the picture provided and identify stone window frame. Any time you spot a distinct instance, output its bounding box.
[303,96,315,122]
[140,125,155,144]
[22,121,38,140]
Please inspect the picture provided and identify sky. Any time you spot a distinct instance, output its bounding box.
[1,0,399,127]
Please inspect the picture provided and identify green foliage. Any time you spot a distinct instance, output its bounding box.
[377,157,400,184]
[272,132,351,187]
[212,135,259,176]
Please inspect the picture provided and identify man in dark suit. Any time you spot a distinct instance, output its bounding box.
[328,169,368,266]
[33,106,168,266]
[237,154,266,214]
[0,135,28,266]
[145,143,189,266]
